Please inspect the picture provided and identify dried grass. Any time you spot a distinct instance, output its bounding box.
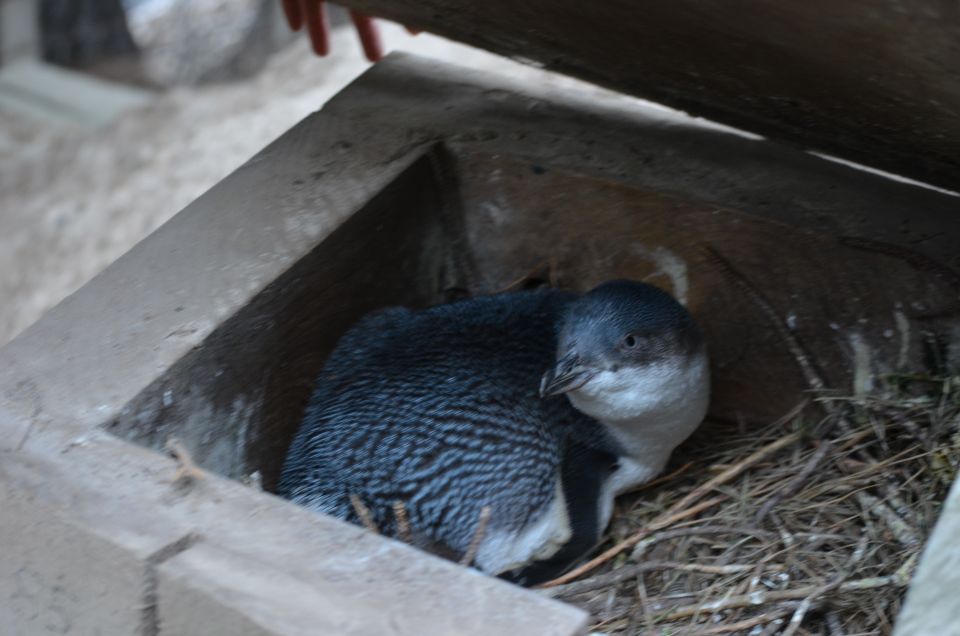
[539,374,960,635]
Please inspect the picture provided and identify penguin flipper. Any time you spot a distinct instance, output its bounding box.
[500,441,617,586]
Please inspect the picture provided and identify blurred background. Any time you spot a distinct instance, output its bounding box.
[0,0,544,348]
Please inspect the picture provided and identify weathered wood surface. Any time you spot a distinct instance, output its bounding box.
[105,55,960,492]
[1,59,605,635]
[343,0,960,192]
[2,54,958,634]
[895,474,960,636]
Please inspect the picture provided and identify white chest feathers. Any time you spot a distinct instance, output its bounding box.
[568,352,709,533]
[568,351,710,491]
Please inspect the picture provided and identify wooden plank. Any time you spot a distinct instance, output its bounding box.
[342,0,960,192]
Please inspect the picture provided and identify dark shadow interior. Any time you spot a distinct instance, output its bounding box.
[106,143,959,490]
[107,146,468,488]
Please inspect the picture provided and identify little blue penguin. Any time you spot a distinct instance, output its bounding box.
[277,280,709,583]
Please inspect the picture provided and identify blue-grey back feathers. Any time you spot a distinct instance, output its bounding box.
[278,281,696,578]
[278,290,613,558]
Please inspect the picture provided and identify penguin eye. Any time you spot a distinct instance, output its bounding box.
[622,334,640,349]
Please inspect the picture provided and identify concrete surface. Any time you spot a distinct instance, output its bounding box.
[0,0,38,64]
[1,419,589,635]
[2,479,161,634]
[0,53,620,636]
[0,22,610,351]
[0,59,152,128]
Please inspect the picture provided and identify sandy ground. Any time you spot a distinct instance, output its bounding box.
[0,23,581,347]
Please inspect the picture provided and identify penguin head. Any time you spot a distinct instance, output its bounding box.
[539,280,705,422]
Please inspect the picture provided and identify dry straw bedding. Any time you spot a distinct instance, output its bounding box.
[539,376,960,635]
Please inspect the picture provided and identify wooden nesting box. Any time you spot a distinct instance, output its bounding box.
[2,2,960,632]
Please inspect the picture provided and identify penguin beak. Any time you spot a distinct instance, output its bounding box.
[540,352,597,397]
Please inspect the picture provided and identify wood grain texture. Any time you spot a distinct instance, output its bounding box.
[108,149,465,488]
[342,0,960,191]
[453,152,959,421]
[105,55,960,489]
